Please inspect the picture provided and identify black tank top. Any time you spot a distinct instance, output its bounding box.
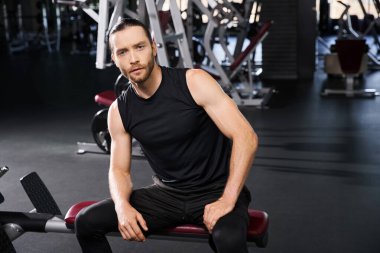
[117,66,231,190]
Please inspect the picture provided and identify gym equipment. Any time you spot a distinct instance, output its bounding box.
[191,36,206,65]
[145,0,193,68]
[53,0,126,68]
[114,73,129,97]
[322,1,379,97]
[76,91,113,155]
[191,0,275,107]
[53,0,192,69]
[40,1,61,53]
[91,108,111,153]
[2,2,29,54]
[334,0,380,66]
[322,39,378,97]
[0,166,269,251]
[76,78,144,157]
[65,6,97,55]
[1,0,62,54]
[35,0,62,53]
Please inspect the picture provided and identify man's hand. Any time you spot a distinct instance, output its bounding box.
[203,198,235,233]
[115,203,148,242]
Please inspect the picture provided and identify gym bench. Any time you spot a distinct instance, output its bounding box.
[65,201,269,247]
[1,169,269,251]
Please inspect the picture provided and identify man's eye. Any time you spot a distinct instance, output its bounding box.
[137,45,144,50]
[118,50,126,55]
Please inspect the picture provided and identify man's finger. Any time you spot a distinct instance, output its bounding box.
[130,221,146,241]
[125,223,139,241]
[137,213,149,232]
[119,224,131,240]
[204,204,211,217]
[203,205,212,224]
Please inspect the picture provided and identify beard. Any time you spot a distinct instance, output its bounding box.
[126,53,155,85]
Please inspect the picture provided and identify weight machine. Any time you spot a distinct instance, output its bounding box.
[323,0,378,97]
[2,2,29,54]
[54,0,192,69]
[38,1,61,53]
[335,0,380,66]
[1,0,61,54]
[191,0,274,107]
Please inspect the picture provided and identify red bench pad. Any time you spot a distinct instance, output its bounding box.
[95,90,116,107]
[65,201,268,243]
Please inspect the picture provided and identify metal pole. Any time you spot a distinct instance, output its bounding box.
[96,0,110,69]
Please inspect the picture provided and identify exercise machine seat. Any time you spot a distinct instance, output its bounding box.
[335,39,367,74]
[322,39,378,97]
[95,90,116,107]
[64,201,269,247]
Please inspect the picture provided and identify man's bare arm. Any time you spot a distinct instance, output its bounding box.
[108,101,148,241]
[186,69,258,232]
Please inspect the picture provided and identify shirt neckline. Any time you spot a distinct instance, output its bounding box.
[132,66,165,103]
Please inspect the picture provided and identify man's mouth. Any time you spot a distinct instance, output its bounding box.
[130,67,143,73]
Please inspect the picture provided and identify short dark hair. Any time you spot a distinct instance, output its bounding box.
[108,18,153,51]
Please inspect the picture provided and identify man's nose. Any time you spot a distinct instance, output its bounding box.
[129,50,138,64]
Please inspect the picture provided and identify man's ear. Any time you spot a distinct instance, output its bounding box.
[111,53,119,67]
[152,39,157,57]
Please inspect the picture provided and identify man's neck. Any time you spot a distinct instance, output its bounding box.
[132,64,161,99]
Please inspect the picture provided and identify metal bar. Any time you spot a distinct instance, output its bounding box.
[107,0,124,32]
[186,1,193,58]
[218,26,234,63]
[2,3,10,43]
[96,0,110,69]
[82,7,99,23]
[145,0,169,66]
[169,0,193,68]
[56,5,61,51]
[42,4,52,53]
[230,32,269,79]
[125,8,138,19]
[203,21,232,88]
[0,211,54,234]
[358,0,367,16]
[45,217,73,233]
[0,166,9,178]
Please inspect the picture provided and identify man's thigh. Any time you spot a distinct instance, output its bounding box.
[188,186,251,226]
[130,184,186,233]
[80,185,186,235]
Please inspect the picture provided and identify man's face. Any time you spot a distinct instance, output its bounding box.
[110,26,157,84]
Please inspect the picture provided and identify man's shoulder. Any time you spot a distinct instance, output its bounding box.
[161,66,189,75]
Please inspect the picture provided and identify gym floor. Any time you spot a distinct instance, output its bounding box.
[1,51,380,253]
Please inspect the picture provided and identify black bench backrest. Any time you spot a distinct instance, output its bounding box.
[335,39,366,74]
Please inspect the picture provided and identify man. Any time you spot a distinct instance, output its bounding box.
[75,18,258,253]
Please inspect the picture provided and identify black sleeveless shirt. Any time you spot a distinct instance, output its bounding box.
[117,66,231,190]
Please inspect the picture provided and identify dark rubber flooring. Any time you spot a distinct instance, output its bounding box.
[1,51,380,253]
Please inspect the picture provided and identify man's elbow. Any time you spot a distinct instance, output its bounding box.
[247,129,258,155]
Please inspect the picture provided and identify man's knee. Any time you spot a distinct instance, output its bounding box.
[75,207,95,236]
[212,226,246,247]
[211,216,248,253]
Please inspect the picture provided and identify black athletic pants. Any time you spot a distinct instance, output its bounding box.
[75,182,251,253]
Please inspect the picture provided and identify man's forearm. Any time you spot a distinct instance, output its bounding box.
[109,168,133,209]
[221,132,258,204]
